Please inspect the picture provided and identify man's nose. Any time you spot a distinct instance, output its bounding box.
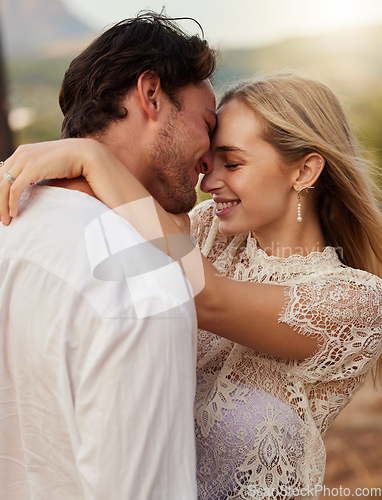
[199,151,213,175]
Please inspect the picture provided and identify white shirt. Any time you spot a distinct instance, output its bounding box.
[0,185,197,499]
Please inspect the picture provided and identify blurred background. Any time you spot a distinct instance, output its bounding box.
[0,0,381,495]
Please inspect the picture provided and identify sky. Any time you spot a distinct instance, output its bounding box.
[62,0,382,49]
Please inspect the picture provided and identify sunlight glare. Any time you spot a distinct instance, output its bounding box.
[311,0,373,32]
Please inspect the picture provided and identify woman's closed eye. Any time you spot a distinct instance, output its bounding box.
[224,164,239,169]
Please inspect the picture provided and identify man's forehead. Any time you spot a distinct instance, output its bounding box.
[183,80,215,104]
[204,79,216,107]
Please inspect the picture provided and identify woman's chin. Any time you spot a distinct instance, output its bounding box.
[218,222,240,236]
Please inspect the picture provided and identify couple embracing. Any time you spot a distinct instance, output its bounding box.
[0,11,381,500]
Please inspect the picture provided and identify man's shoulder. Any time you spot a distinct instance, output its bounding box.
[1,184,107,269]
[0,185,132,312]
[18,183,107,221]
[0,185,198,321]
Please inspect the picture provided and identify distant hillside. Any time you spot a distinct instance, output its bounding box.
[215,24,382,97]
[0,0,95,59]
[213,24,382,172]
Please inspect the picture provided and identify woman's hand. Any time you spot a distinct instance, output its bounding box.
[0,138,103,225]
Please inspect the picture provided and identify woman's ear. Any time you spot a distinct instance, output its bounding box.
[293,153,325,191]
[137,71,162,119]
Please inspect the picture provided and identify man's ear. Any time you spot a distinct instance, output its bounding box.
[293,153,325,191]
[137,71,162,120]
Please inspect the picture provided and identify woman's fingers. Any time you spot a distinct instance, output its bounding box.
[0,159,14,225]
[9,171,31,219]
[0,153,33,225]
[0,139,90,225]
[0,146,47,224]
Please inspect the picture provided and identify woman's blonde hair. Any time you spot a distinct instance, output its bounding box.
[220,73,382,379]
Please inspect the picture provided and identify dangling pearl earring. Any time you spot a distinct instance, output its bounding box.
[297,191,303,222]
[296,186,314,223]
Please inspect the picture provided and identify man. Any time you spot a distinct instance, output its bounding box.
[0,12,216,499]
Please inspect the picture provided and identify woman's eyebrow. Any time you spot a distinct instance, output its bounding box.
[215,145,249,156]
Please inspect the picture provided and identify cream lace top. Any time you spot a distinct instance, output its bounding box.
[190,200,382,500]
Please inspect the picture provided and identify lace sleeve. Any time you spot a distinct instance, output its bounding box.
[279,275,382,383]
[190,199,216,249]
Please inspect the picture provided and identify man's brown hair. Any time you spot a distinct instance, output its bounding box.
[59,11,216,138]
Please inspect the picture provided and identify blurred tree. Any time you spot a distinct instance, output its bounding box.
[0,16,14,159]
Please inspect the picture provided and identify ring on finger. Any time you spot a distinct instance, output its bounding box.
[3,171,16,184]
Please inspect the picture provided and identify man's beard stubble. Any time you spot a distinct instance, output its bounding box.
[149,110,197,214]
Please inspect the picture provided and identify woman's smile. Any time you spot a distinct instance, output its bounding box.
[213,196,241,216]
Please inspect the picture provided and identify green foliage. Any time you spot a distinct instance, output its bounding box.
[196,188,212,206]
[6,56,69,145]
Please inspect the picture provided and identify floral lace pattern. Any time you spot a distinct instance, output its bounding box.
[191,200,382,500]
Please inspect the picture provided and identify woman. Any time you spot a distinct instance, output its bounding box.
[190,74,382,499]
[1,73,381,499]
